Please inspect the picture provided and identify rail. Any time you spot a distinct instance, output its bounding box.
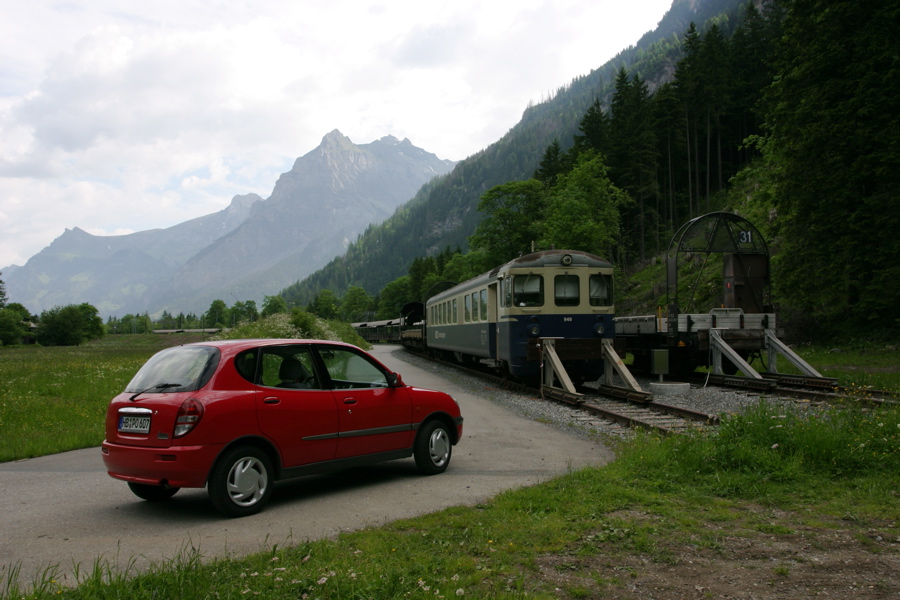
[413,343,716,436]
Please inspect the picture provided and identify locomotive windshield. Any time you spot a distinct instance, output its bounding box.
[513,274,544,307]
[589,274,613,306]
[554,275,580,306]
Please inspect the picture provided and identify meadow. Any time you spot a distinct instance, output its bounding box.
[0,334,208,462]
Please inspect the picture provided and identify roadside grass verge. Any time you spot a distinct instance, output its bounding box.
[3,400,899,599]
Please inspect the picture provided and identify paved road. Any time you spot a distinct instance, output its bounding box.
[0,345,612,587]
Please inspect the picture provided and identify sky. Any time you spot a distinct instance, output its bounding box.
[0,0,672,270]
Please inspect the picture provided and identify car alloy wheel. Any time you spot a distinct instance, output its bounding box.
[414,420,452,474]
[208,445,274,517]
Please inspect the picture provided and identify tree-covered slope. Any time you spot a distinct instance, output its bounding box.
[284,0,899,341]
[281,0,751,307]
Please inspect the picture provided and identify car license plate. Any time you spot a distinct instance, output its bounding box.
[119,415,151,434]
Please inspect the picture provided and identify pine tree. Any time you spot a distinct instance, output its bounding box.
[534,139,565,186]
[763,0,900,333]
[609,69,658,260]
[572,99,610,156]
[675,22,703,218]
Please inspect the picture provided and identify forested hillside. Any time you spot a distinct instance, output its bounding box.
[279,0,753,304]
[283,0,899,342]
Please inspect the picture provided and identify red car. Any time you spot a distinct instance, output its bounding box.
[102,339,463,517]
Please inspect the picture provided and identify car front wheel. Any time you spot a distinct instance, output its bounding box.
[127,482,180,502]
[208,445,274,517]
[414,420,452,474]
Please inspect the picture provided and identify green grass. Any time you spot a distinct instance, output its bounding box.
[767,342,900,391]
[0,334,207,461]
[3,399,898,599]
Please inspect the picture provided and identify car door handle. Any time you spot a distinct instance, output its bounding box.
[263,397,281,405]
[342,398,358,405]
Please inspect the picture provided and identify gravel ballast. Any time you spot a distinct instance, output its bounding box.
[390,347,814,442]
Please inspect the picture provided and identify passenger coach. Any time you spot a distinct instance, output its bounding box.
[426,250,614,382]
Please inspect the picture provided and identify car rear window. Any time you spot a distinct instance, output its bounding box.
[124,346,220,393]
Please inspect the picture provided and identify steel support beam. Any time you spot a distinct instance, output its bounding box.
[765,329,824,377]
[602,338,645,393]
[709,328,764,378]
[540,338,580,395]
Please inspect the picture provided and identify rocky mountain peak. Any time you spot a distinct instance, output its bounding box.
[5,132,455,316]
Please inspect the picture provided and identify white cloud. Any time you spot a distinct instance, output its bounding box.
[0,0,671,270]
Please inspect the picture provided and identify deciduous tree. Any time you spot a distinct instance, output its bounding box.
[261,295,289,318]
[469,179,547,266]
[36,303,103,346]
[539,152,630,262]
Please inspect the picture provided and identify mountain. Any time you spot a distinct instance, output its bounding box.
[281,0,754,306]
[6,131,454,316]
[5,194,259,316]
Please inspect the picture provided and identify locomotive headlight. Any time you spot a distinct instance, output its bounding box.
[594,322,606,336]
[528,323,542,337]
[561,254,573,266]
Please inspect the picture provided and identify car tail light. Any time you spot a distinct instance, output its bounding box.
[174,397,204,438]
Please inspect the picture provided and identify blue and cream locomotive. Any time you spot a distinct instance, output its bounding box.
[424,249,614,382]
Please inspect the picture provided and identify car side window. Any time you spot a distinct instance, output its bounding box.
[257,347,321,389]
[316,347,389,389]
[234,349,258,383]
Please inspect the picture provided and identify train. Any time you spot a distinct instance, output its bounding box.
[357,213,821,390]
[356,249,615,384]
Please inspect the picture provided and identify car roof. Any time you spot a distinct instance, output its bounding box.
[178,339,357,354]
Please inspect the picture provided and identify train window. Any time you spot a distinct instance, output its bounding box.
[555,275,580,306]
[471,292,479,321]
[464,295,471,322]
[589,274,614,306]
[513,274,544,307]
[504,277,512,308]
[452,299,458,324]
[480,289,488,320]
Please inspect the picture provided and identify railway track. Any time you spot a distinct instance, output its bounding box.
[542,385,718,435]
[687,372,900,407]
[416,350,719,436]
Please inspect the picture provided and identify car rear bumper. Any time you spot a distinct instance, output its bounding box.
[101,440,225,488]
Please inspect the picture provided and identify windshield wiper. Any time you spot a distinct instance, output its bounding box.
[129,383,181,402]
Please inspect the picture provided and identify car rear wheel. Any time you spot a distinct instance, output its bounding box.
[414,420,452,474]
[208,445,274,517]
[127,482,180,502]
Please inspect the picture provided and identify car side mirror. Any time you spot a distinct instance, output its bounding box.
[387,372,404,388]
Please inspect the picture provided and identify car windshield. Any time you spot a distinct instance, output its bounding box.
[124,346,220,394]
